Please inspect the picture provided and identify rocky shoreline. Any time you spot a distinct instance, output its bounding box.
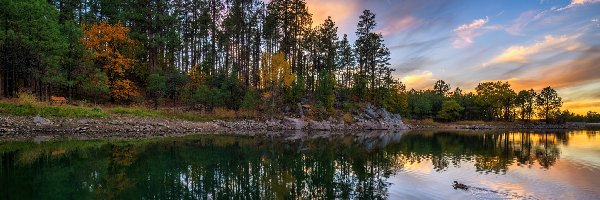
[0,104,590,140]
[0,105,409,140]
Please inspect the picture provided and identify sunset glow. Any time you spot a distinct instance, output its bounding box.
[306,0,600,114]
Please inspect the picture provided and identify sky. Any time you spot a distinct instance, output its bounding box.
[303,0,600,115]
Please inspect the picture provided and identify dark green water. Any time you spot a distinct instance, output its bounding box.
[1,130,600,199]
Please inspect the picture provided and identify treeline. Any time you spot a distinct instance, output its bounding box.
[1,0,596,123]
[1,0,397,115]
[397,80,599,123]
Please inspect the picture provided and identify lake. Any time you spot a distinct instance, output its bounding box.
[1,130,599,199]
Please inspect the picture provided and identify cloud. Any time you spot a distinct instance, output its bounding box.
[506,10,547,35]
[379,16,421,36]
[556,0,600,11]
[306,0,358,27]
[489,47,600,91]
[484,34,582,66]
[400,70,436,90]
[479,48,600,115]
[563,101,600,114]
[452,17,490,48]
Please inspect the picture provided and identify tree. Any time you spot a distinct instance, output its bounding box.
[316,17,338,73]
[337,34,355,90]
[147,73,166,109]
[433,80,450,96]
[382,81,408,115]
[81,22,140,102]
[536,86,562,122]
[354,10,393,104]
[1,0,68,99]
[315,71,335,114]
[586,111,600,123]
[476,82,515,121]
[437,100,464,122]
[515,89,537,121]
[260,52,295,110]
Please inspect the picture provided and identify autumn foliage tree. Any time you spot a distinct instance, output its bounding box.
[81,22,139,102]
[260,52,296,110]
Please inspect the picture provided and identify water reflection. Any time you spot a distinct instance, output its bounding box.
[389,131,566,173]
[1,130,599,199]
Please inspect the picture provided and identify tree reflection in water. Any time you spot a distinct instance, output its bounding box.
[0,130,568,199]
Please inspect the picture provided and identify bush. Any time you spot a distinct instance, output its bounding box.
[437,100,464,122]
[241,90,261,110]
[191,85,217,110]
[342,113,354,123]
[17,91,39,106]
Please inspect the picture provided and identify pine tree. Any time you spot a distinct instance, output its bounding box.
[337,34,355,89]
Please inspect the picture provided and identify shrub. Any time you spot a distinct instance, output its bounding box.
[17,91,39,106]
[437,100,464,122]
[342,113,354,123]
[241,90,261,110]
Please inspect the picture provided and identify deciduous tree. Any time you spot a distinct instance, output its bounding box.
[81,22,139,102]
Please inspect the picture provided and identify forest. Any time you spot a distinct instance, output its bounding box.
[0,0,597,123]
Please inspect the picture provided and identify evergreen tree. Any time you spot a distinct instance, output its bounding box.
[0,0,68,99]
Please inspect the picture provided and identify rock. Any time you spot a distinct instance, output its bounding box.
[77,118,90,124]
[307,120,331,130]
[33,116,52,125]
[283,117,307,130]
[0,128,15,134]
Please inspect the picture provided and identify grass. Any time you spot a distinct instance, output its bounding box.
[109,107,161,117]
[0,96,255,122]
[0,102,108,117]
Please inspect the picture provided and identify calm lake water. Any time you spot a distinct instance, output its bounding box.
[1,130,600,199]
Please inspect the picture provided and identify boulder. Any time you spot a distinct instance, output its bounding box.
[283,117,307,130]
[33,116,52,125]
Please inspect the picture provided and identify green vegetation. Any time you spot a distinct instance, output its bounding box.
[0,102,107,118]
[398,81,592,123]
[0,0,596,124]
[0,99,254,121]
[109,107,160,117]
[0,0,397,119]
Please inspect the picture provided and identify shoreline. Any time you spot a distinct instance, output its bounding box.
[0,115,591,141]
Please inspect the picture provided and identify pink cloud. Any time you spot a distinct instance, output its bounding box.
[453,17,489,48]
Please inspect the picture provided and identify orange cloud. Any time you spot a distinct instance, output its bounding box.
[483,34,582,67]
[563,101,600,114]
[400,70,435,90]
[481,48,600,114]
[306,0,357,27]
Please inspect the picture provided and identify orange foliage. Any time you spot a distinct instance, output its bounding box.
[111,80,140,101]
[81,22,139,101]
